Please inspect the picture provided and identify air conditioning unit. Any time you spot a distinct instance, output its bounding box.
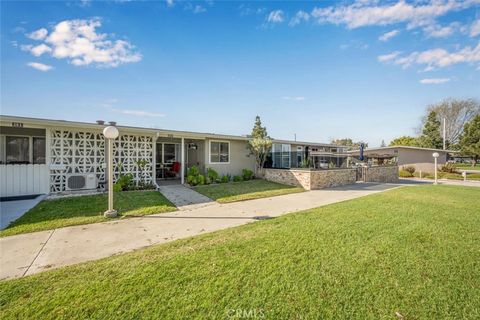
[66,174,97,191]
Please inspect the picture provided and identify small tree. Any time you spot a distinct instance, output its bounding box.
[418,111,443,149]
[459,115,480,166]
[389,135,419,147]
[380,139,386,147]
[248,116,272,177]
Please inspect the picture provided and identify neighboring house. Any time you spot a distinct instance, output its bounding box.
[268,140,349,169]
[0,115,345,198]
[347,146,452,173]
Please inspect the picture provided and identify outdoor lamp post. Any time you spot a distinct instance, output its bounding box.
[432,152,439,185]
[103,125,119,218]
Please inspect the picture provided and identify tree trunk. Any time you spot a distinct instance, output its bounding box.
[472,155,478,167]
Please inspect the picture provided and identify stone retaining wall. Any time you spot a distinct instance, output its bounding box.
[265,165,399,190]
[264,169,311,189]
[310,169,356,189]
[264,168,356,190]
[364,165,399,183]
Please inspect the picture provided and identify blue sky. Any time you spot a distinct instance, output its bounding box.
[1,0,479,146]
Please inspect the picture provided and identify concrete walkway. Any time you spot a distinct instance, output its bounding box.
[0,195,47,230]
[1,183,402,280]
[158,185,215,210]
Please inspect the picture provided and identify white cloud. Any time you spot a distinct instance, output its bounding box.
[310,0,477,30]
[420,78,451,84]
[166,0,174,7]
[379,43,480,70]
[377,51,401,62]
[30,44,52,56]
[282,96,306,101]
[379,29,400,41]
[27,28,48,40]
[27,62,53,71]
[471,19,480,37]
[423,23,459,38]
[193,5,206,14]
[111,108,165,117]
[289,11,310,27]
[267,10,284,23]
[184,3,207,14]
[21,19,141,68]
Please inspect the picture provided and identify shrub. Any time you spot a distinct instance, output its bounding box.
[399,170,413,178]
[402,166,416,174]
[206,168,219,183]
[114,173,134,191]
[187,166,200,186]
[233,175,243,182]
[440,162,458,173]
[220,175,230,183]
[197,174,205,185]
[242,169,254,181]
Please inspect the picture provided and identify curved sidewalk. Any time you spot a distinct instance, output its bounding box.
[1,183,402,280]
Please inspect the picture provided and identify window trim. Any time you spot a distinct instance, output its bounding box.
[208,140,230,164]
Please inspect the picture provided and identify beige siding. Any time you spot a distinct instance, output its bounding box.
[398,149,447,173]
[204,139,255,176]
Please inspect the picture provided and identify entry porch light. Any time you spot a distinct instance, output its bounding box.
[103,125,119,218]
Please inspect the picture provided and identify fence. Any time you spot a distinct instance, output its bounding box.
[0,164,50,197]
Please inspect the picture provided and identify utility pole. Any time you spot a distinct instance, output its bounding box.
[294,133,296,141]
[443,117,446,150]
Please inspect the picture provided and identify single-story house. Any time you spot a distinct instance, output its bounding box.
[347,146,452,173]
[0,115,345,198]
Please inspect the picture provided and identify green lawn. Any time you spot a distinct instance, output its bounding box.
[455,163,480,171]
[1,185,480,319]
[0,191,176,237]
[194,179,305,203]
[413,171,480,181]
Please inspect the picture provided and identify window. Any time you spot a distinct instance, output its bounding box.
[156,143,181,164]
[164,144,176,163]
[6,137,29,164]
[33,137,46,164]
[272,143,291,168]
[210,141,229,163]
[297,146,303,165]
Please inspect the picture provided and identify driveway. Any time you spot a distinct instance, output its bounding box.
[1,182,402,280]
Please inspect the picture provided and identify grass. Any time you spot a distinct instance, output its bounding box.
[193,179,305,203]
[455,163,480,171]
[0,191,176,237]
[1,185,480,319]
[412,171,480,181]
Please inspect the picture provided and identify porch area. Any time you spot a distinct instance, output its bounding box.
[155,137,206,186]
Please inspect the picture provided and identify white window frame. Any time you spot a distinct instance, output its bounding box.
[209,140,230,164]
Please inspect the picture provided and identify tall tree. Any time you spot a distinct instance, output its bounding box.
[425,98,480,146]
[459,115,480,167]
[389,136,419,147]
[248,116,272,177]
[418,111,443,149]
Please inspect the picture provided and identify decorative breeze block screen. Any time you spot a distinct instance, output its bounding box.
[50,129,154,193]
